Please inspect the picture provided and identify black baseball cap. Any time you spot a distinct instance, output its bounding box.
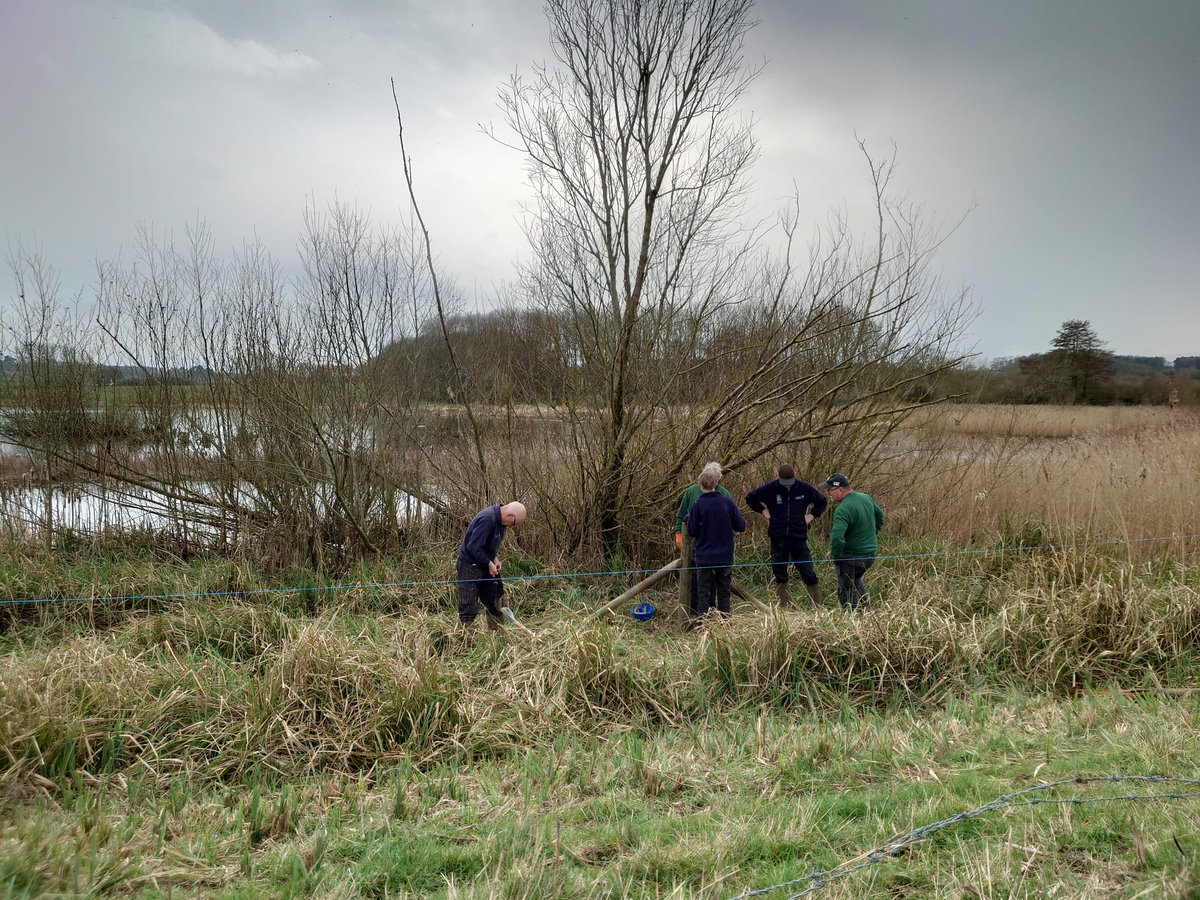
[821,473,850,489]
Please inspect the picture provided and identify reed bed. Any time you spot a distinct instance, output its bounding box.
[2,543,1197,792]
[893,405,1200,548]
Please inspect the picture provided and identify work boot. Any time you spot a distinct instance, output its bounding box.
[805,582,824,605]
[774,581,791,607]
[485,612,503,632]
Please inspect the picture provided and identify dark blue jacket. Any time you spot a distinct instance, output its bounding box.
[686,491,747,567]
[458,505,506,569]
[745,479,827,539]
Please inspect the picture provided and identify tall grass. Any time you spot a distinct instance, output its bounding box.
[2,541,1197,792]
[893,404,1200,548]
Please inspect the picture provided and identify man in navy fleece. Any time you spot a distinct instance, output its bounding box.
[745,464,827,607]
[686,467,747,617]
[457,501,527,630]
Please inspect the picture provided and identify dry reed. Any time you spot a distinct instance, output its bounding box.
[2,538,1198,791]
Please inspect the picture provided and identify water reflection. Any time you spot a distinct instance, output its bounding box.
[0,481,431,541]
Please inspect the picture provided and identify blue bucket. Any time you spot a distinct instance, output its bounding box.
[631,602,656,621]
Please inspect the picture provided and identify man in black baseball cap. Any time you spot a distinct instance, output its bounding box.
[820,473,884,610]
[746,464,827,607]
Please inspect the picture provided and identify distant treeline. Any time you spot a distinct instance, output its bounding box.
[936,320,1200,407]
[5,323,1195,410]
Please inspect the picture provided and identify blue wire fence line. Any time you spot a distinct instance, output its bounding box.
[1,532,1196,608]
[728,774,1200,899]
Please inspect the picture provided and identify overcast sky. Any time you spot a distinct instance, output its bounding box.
[1,0,1196,361]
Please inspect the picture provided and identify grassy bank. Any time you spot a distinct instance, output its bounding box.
[2,688,1199,897]
[1,534,1199,896]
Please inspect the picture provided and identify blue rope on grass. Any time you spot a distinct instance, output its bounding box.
[0,532,1196,608]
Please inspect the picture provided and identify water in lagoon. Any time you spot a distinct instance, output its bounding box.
[0,406,385,463]
[1,407,431,541]
[0,481,432,540]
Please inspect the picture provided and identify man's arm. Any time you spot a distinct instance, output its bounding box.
[686,503,702,538]
[874,499,885,532]
[674,491,690,535]
[806,481,828,519]
[744,483,767,513]
[829,506,848,559]
[730,499,747,533]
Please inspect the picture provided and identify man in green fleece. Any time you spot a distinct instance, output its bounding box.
[821,473,884,610]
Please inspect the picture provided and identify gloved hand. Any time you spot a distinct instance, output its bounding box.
[675,531,683,551]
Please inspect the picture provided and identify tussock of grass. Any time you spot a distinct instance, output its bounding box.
[0,636,155,780]
[258,621,460,769]
[980,563,1200,687]
[130,603,294,661]
[703,605,976,706]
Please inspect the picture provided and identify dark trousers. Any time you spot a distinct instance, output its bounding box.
[456,558,504,623]
[695,566,732,616]
[681,533,701,617]
[770,535,818,586]
[835,558,874,610]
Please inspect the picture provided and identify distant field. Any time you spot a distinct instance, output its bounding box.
[908,402,1194,439]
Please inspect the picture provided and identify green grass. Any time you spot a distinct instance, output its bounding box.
[1,538,1199,897]
[1,694,1198,897]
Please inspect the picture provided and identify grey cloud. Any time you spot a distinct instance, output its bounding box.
[2,0,1196,358]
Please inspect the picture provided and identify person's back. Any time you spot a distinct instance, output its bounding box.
[686,488,746,617]
[687,491,746,566]
[675,482,730,538]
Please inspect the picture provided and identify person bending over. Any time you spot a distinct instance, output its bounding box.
[456,501,527,630]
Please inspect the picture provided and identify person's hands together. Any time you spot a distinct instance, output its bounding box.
[805,513,814,525]
[488,559,501,577]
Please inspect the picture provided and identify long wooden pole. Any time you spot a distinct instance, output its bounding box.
[592,558,682,618]
[731,582,771,613]
[593,556,771,621]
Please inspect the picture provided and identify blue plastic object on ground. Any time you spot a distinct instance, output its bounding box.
[631,602,656,621]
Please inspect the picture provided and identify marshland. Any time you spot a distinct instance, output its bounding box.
[3,0,1199,895]
[1,401,1198,897]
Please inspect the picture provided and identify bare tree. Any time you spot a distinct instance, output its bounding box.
[495,0,970,558]
[1,241,97,550]
[495,0,761,555]
[42,207,450,569]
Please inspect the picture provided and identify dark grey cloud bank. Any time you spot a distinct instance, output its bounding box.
[1,0,1196,359]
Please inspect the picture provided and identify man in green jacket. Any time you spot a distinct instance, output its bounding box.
[821,473,884,610]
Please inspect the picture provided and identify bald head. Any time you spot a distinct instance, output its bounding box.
[500,501,527,526]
